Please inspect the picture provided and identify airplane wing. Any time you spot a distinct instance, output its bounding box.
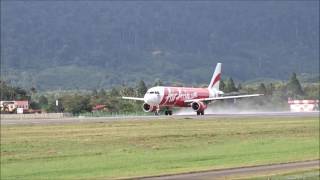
[122,96,145,101]
[184,94,263,103]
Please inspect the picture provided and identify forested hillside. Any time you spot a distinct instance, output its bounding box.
[1,1,319,90]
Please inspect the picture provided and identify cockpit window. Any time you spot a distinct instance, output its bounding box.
[148,91,159,94]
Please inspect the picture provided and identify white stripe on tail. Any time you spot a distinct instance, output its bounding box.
[208,63,222,91]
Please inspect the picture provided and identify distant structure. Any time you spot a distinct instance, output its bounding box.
[288,99,319,112]
[92,104,108,112]
[0,101,29,114]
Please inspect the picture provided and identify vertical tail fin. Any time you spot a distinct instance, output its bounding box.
[208,63,222,91]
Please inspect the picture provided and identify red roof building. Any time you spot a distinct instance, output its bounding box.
[92,104,108,112]
[15,101,29,110]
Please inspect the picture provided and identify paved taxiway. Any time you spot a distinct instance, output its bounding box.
[140,160,320,180]
[1,111,319,125]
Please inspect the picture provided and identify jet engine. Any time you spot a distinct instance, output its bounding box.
[142,103,157,112]
[191,101,207,112]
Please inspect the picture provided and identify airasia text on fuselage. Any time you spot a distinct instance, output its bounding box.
[160,87,209,107]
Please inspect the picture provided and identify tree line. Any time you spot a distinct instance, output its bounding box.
[0,73,318,115]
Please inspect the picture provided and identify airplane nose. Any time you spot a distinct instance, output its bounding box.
[144,95,150,104]
[144,95,161,105]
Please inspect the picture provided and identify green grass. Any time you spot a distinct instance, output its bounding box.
[1,117,319,179]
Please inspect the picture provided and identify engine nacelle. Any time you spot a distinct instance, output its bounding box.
[142,103,157,112]
[191,101,207,112]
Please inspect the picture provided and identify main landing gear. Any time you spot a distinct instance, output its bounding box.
[154,110,172,116]
[197,111,204,115]
[164,110,173,116]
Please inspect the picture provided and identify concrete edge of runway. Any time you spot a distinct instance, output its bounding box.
[126,160,320,180]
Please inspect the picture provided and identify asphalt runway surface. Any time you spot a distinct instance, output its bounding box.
[140,160,320,180]
[1,111,319,125]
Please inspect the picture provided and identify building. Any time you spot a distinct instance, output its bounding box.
[92,104,108,112]
[15,101,29,110]
[0,100,29,113]
[288,99,319,112]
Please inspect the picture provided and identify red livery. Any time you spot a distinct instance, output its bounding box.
[123,63,263,115]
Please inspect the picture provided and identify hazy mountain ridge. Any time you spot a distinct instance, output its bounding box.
[1,1,319,90]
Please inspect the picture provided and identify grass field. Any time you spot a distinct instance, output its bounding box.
[1,117,319,179]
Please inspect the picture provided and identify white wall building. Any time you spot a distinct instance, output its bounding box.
[288,99,319,112]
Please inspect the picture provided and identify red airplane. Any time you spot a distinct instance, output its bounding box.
[122,63,263,115]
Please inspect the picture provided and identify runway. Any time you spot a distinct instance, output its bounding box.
[1,111,318,125]
[139,160,320,180]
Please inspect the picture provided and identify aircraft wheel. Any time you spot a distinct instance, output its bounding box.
[164,111,169,115]
[197,111,204,116]
[168,110,173,115]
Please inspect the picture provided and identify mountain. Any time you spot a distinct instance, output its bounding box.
[1,1,319,90]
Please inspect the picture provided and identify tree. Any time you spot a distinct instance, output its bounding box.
[224,78,238,93]
[109,87,120,97]
[266,83,275,96]
[46,100,56,112]
[171,81,184,87]
[258,83,267,95]
[91,89,98,97]
[30,87,37,94]
[220,79,225,91]
[153,79,163,86]
[303,84,320,99]
[121,86,135,97]
[14,87,30,100]
[61,95,91,114]
[287,72,304,98]
[0,81,11,100]
[29,101,41,109]
[97,89,106,97]
[38,95,48,107]
[136,80,148,97]
[0,81,31,100]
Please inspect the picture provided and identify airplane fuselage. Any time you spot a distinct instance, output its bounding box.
[144,86,212,107]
